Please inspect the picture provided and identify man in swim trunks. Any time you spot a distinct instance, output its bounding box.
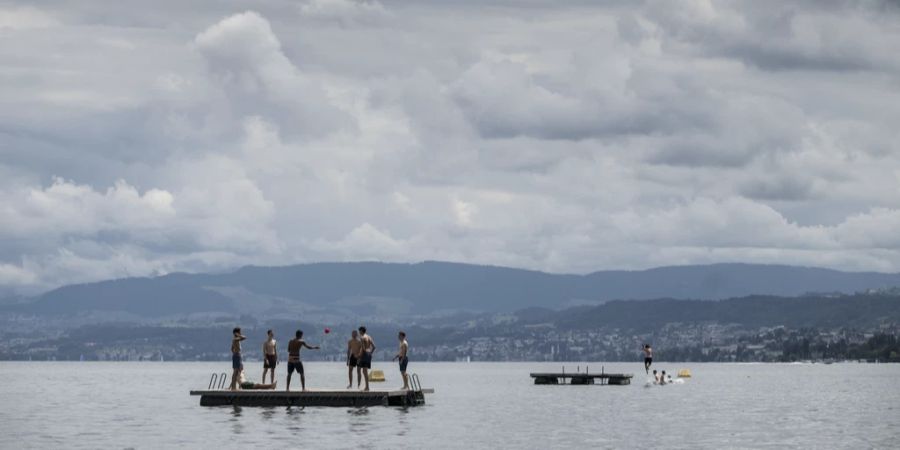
[286,330,320,391]
[643,344,653,374]
[358,326,376,391]
[347,330,363,389]
[229,327,247,391]
[659,370,667,385]
[652,369,659,384]
[261,329,277,385]
[392,331,409,390]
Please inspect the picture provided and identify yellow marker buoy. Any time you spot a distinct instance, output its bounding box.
[368,369,386,382]
[677,369,691,378]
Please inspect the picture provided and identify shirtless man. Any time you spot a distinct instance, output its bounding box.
[643,344,653,374]
[358,326,376,391]
[346,330,363,389]
[239,371,277,390]
[261,329,277,385]
[286,330,320,392]
[392,331,409,390]
[229,327,247,391]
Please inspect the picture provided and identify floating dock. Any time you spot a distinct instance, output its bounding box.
[530,368,633,385]
[190,388,434,407]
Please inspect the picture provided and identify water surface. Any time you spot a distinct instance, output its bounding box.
[0,361,897,449]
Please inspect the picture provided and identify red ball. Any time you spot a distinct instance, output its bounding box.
[324,328,331,334]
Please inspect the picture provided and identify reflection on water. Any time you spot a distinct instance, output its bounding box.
[230,406,244,435]
[1,362,898,449]
[347,406,371,434]
[259,408,277,421]
[393,408,409,437]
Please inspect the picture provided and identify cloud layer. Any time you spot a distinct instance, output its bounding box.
[1,0,900,293]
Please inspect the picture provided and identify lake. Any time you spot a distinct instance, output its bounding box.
[0,361,897,448]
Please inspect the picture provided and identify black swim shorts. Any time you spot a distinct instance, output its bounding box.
[399,356,408,373]
[359,352,372,369]
[263,354,277,369]
[232,353,243,370]
[348,355,358,367]
[644,357,652,364]
[287,360,304,374]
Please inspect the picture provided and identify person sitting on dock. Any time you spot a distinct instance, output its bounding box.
[229,327,247,391]
[643,344,653,374]
[262,329,277,385]
[358,326,376,391]
[286,330,320,392]
[347,330,363,389]
[392,331,409,390]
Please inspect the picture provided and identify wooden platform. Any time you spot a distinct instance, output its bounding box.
[530,372,633,385]
[189,388,434,407]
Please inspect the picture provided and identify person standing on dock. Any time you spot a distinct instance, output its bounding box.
[286,330,320,392]
[643,344,653,374]
[358,326,376,391]
[261,329,277,385]
[346,330,363,389]
[229,327,247,391]
[393,331,410,390]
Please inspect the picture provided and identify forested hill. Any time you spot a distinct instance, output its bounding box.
[540,292,900,331]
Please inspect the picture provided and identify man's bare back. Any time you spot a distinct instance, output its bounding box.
[348,337,363,357]
[362,335,375,353]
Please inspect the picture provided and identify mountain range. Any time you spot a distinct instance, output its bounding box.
[7,261,900,319]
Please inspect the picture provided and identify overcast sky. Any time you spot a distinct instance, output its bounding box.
[1,0,900,294]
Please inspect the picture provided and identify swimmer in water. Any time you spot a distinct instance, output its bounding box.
[643,344,653,374]
[659,370,667,385]
[652,369,659,384]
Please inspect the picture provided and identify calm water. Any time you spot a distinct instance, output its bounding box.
[0,361,897,449]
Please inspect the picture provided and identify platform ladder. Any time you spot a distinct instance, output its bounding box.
[409,373,426,405]
[208,372,228,390]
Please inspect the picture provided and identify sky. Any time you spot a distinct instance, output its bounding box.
[1,0,900,294]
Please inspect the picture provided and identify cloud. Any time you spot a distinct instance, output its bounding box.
[193,11,353,139]
[2,1,900,293]
[0,6,58,30]
[299,0,389,25]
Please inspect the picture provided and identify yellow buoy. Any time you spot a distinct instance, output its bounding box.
[677,369,691,378]
[368,369,386,382]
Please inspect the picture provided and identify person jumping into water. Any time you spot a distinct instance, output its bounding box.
[643,344,653,374]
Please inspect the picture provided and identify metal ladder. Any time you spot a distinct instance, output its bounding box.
[409,373,425,405]
[208,372,228,390]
